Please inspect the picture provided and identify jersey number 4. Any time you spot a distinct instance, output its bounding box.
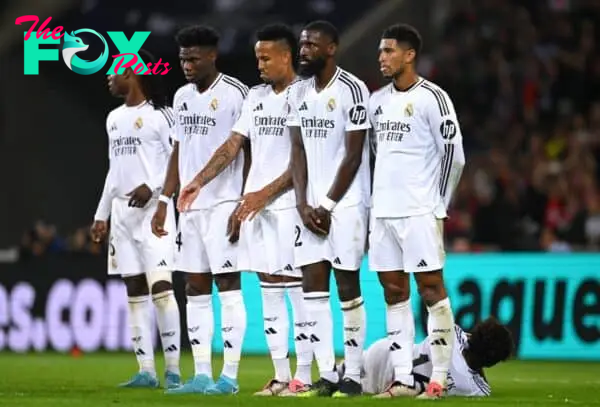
[175,232,183,252]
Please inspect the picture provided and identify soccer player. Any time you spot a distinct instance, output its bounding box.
[90,49,181,389]
[339,318,514,397]
[368,23,466,399]
[150,26,249,395]
[177,23,313,397]
[286,20,371,397]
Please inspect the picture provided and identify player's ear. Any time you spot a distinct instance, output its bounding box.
[327,42,337,57]
[208,47,218,62]
[405,48,416,65]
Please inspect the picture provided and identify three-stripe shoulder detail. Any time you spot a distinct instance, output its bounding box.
[222,75,249,98]
[158,107,175,128]
[339,71,365,104]
[421,82,450,116]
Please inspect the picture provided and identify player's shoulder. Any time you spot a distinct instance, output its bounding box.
[247,83,270,99]
[106,103,127,120]
[173,83,196,103]
[148,104,176,129]
[416,78,451,102]
[369,83,393,103]
[218,73,249,99]
[335,67,369,102]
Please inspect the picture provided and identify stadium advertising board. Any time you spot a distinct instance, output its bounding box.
[0,254,597,360]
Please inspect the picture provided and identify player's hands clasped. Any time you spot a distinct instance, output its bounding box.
[90,220,108,243]
[126,183,153,208]
[298,204,329,236]
[235,190,269,222]
[177,180,201,212]
[151,203,168,237]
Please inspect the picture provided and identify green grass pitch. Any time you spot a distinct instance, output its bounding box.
[0,353,598,406]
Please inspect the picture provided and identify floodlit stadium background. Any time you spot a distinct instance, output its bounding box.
[1,0,598,373]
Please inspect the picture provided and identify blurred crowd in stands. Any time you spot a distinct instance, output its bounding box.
[402,0,600,253]
[17,0,600,258]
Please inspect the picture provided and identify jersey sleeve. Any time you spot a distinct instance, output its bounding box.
[426,87,466,209]
[94,115,116,221]
[231,84,249,123]
[171,90,183,142]
[343,80,371,132]
[156,106,176,151]
[286,83,300,127]
[368,94,378,154]
[231,91,253,137]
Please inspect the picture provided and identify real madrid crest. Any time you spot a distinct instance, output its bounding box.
[404,103,414,117]
[210,98,219,111]
[134,117,143,129]
[327,98,336,112]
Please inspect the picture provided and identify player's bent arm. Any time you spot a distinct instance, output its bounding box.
[290,125,308,207]
[429,88,466,208]
[325,129,366,204]
[160,141,180,200]
[262,165,293,203]
[241,137,251,193]
[193,132,245,188]
[94,168,114,221]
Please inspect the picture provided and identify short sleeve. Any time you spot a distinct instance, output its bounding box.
[343,80,371,132]
[286,84,300,127]
[156,106,176,151]
[231,84,249,123]
[231,92,253,137]
[172,92,184,142]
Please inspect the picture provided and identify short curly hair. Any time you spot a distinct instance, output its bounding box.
[468,317,514,368]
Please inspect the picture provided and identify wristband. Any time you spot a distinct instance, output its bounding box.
[320,196,337,212]
[158,194,171,204]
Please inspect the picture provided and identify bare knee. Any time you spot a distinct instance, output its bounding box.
[123,274,149,297]
[377,271,409,305]
[214,272,241,292]
[185,273,213,296]
[334,270,361,302]
[302,262,330,293]
[415,270,447,307]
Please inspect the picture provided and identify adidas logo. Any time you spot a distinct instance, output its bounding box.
[189,339,201,345]
[417,259,428,268]
[344,339,359,347]
[135,348,146,356]
[264,327,277,335]
[253,103,263,111]
[165,345,178,352]
[309,334,320,343]
[178,102,188,111]
[374,105,383,115]
[333,257,341,265]
[223,340,233,349]
[157,259,167,267]
[284,264,293,271]
[295,333,309,341]
[299,102,308,111]
[222,260,233,269]
[431,338,448,346]
[389,342,402,351]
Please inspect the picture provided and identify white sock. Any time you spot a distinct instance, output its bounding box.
[341,296,366,384]
[427,297,455,386]
[152,290,181,375]
[187,295,213,378]
[127,295,156,376]
[261,283,291,383]
[287,283,313,385]
[219,290,247,380]
[304,292,337,383]
[387,298,415,387]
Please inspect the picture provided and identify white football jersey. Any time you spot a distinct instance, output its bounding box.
[232,81,298,210]
[173,74,249,210]
[287,67,371,208]
[94,101,174,220]
[360,326,491,397]
[369,78,465,218]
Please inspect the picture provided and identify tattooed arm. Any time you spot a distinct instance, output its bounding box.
[193,133,245,187]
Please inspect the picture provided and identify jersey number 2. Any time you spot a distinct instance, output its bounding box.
[294,225,303,247]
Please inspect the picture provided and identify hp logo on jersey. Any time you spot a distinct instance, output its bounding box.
[349,105,367,125]
[440,119,457,140]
